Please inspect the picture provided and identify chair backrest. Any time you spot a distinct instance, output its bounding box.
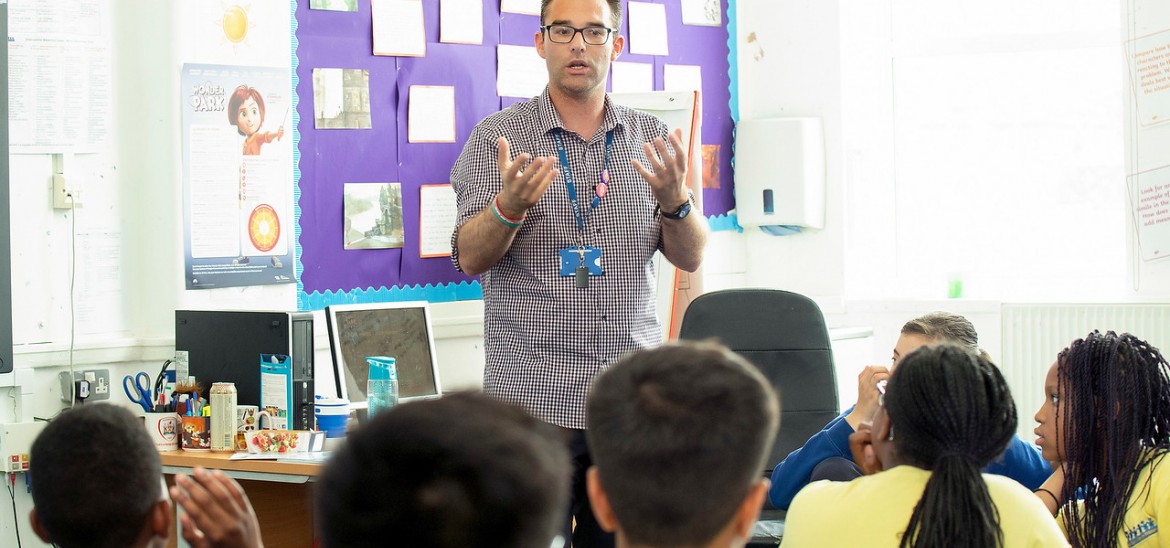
[678,289,839,474]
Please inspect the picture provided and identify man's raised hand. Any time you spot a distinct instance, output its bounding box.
[496,136,558,218]
[632,128,689,208]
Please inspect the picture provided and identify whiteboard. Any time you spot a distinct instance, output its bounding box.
[609,91,703,340]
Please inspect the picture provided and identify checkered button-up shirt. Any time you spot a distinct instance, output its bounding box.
[450,88,670,429]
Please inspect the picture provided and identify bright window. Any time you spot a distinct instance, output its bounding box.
[844,1,1125,300]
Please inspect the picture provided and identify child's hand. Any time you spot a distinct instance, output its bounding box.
[169,467,264,548]
[845,365,890,431]
[849,422,883,476]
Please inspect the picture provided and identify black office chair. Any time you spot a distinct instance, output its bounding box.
[678,288,840,546]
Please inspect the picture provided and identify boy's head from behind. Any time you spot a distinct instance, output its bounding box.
[29,403,169,548]
[586,341,780,547]
[317,391,571,548]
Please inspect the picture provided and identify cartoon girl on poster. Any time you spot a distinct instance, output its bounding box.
[227,85,284,156]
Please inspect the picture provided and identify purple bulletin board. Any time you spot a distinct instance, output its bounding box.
[294,0,735,310]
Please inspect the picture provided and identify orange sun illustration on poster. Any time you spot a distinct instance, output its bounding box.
[249,204,281,252]
[217,2,256,48]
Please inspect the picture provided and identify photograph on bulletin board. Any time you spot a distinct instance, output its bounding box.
[344,182,405,250]
[181,63,295,289]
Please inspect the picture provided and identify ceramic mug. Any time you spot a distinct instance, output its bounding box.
[236,405,260,432]
[143,412,180,452]
[234,410,272,451]
[180,415,211,452]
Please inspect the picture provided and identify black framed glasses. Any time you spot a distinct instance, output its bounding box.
[541,24,615,45]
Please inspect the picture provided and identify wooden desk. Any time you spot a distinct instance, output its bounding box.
[160,451,322,548]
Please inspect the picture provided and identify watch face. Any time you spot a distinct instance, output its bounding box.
[663,200,691,220]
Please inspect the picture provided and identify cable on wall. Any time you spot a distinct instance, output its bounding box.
[67,194,77,407]
[6,473,20,547]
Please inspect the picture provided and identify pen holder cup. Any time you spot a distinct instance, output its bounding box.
[180,416,211,452]
[143,412,181,452]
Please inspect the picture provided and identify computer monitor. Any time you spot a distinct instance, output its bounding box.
[324,301,442,408]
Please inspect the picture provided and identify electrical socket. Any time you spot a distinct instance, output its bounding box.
[52,173,83,209]
[57,369,111,402]
[90,370,111,397]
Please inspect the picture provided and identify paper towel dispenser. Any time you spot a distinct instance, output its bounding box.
[733,117,825,229]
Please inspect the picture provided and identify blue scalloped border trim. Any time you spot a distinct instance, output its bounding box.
[708,212,743,232]
[301,281,484,309]
[292,0,309,310]
[727,0,739,123]
[724,0,741,235]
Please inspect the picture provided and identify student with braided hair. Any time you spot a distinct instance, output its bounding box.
[769,312,1051,509]
[1032,331,1170,547]
[781,344,1067,547]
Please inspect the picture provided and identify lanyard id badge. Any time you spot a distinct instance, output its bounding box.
[559,246,603,288]
[554,129,612,289]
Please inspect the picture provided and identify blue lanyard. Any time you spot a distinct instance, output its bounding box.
[553,129,613,233]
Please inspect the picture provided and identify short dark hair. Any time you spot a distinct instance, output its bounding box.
[587,341,780,545]
[884,344,1017,548]
[540,0,624,30]
[30,404,162,548]
[317,392,571,548]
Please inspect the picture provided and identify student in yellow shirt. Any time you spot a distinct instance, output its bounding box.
[782,344,1067,547]
[1032,331,1170,548]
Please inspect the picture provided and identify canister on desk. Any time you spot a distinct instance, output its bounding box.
[210,382,238,452]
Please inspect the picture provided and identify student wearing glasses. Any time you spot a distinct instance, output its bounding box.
[450,0,707,545]
[781,344,1067,547]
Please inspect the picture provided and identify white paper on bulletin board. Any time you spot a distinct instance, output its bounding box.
[372,0,426,57]
[419,184,459,258]
[500,0,540,15]
[408,85,457,143]
[497,44,549,98]
[1129,165,1170,261]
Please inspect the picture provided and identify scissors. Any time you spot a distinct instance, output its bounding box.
[123,372,154,413]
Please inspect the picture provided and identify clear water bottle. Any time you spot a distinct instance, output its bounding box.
[365,356,398,418]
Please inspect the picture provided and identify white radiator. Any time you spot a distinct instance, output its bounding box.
[1001,303,1170,440]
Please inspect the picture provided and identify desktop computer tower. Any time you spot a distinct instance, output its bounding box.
[175,310,315,430]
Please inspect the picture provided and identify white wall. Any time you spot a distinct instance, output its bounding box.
[729,0,847,302]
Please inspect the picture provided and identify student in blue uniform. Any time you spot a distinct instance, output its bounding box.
[769,311,1052,509]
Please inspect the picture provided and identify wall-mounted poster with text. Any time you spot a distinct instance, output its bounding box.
[181,63,296,289]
